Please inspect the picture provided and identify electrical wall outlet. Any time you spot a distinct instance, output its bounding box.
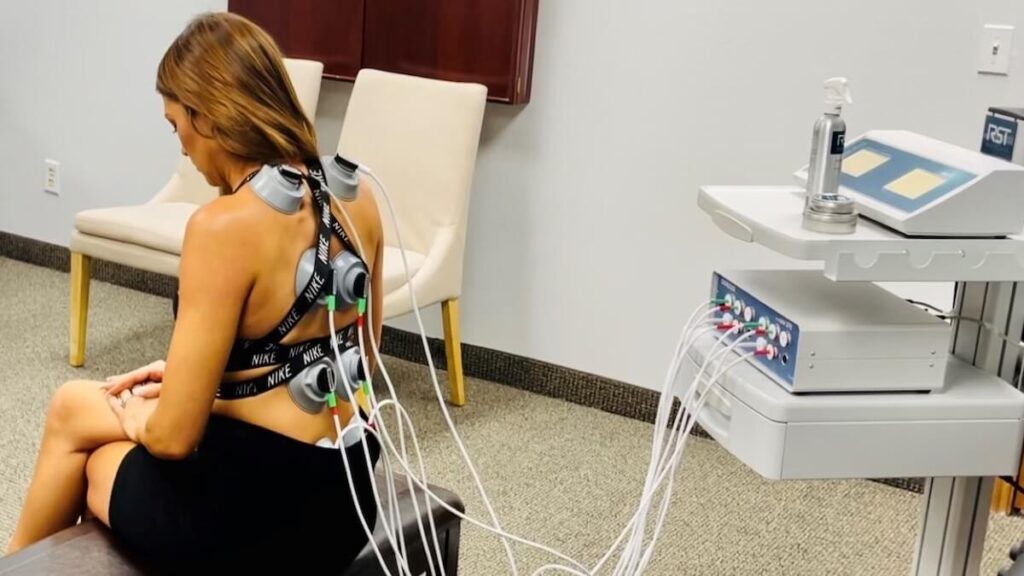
[44,159,60,195]
[979,24,1014,75]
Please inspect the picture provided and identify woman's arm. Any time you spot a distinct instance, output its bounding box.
[140,202,254,459]
[367,227,384,376]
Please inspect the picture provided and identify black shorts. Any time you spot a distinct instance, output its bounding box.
[109,414,380,575]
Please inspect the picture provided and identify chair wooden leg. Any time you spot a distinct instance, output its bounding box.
[69,252,92,367]
[992,479,1013,514]
[441,299,466,407]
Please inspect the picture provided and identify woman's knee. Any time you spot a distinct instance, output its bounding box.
[45,380,117,444]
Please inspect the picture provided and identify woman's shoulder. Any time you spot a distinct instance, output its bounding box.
[183,193,264,251]
[190,188,269,229]
[333,179,383,247]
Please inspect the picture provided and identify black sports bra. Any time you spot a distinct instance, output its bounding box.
[172,159,367,400]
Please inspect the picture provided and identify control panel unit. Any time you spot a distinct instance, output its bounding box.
[711,270,950,393]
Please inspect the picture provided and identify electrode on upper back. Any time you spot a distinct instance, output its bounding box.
[247,153,369,306]
[248,153,361,213]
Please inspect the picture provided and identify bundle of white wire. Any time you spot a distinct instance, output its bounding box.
[318,164,757,576]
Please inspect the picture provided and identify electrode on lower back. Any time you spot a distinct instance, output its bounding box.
[287,348,365,414]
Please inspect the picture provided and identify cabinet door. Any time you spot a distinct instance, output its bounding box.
[362,0,539,104]
[229,0,365,80]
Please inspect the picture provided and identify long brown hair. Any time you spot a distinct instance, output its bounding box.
[157,12,318,166]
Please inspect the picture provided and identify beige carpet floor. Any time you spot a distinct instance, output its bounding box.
[1,256,1023,575]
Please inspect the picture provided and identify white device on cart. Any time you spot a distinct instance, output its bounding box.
[712,269,949,393]
[794,130,1024,238]
[697,163,1024,573]
[682,333,1024,480]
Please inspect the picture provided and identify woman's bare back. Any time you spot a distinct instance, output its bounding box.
[210,173,383,444]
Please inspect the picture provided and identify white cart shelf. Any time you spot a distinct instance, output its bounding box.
[698,185,1024,282]
[698,183,1024,575]
[682,334,1024,481]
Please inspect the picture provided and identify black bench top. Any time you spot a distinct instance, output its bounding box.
[0,475,464,575]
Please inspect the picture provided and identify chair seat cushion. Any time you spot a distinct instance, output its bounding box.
[74,203,198,255]
[381,246,426,294]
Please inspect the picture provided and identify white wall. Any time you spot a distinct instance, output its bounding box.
[0,0,224,245]
[2,1,1023,390]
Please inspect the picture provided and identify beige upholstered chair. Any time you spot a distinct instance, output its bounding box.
[337,69,487,406]
[68,58,325,367]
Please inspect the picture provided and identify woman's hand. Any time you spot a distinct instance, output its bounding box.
[101,360,166,397]
[107,394,159,443]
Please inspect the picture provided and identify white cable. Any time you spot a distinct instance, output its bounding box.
[642,336,758,556]
[336,421,411,576]
[339,195,537,574]
[591,320,734,575]
[338,191,582,574]
[613,330,752,576]
[342,409,592,573]
[329,403,399,576]
[616,309,721,574]
[351,271,591,572]
[530,566,592,576]
[359,307,446,576]
[611,324,747,576]
[329,309,411,576]
[325,307,409,576]
[334,284,754,576]
[645,339,755,547]
[336,199,449,576]
[592,320,723,574]
[358,306,588,573]
[634,351,754,574]
[329,166,769,574]
[332,329,411,576]
[358,166,519,574]
[645,305,721,501]
[645,316,722,499]
[616,327,753,574]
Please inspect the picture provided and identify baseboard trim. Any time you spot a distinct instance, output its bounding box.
[0,230,924,494]
[0,232,177,298]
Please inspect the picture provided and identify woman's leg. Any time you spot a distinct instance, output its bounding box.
[84,441,137,527]
[6,380,129,553]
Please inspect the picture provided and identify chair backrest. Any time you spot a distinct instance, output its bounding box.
[150,57,325,205]
[336,69,488,257]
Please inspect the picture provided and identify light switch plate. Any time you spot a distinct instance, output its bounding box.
[44,159,60,195]
[979,24,1014,75]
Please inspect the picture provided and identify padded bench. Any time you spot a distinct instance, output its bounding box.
[1001,540,1024,576]
[0,475,463,575]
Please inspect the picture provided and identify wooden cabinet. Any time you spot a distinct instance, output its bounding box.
[228,0,366,80]
[229,0,539,104]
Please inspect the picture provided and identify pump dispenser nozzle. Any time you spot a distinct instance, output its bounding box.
[823,78,853,114]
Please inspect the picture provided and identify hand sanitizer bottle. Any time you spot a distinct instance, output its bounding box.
[803,78,859,234]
